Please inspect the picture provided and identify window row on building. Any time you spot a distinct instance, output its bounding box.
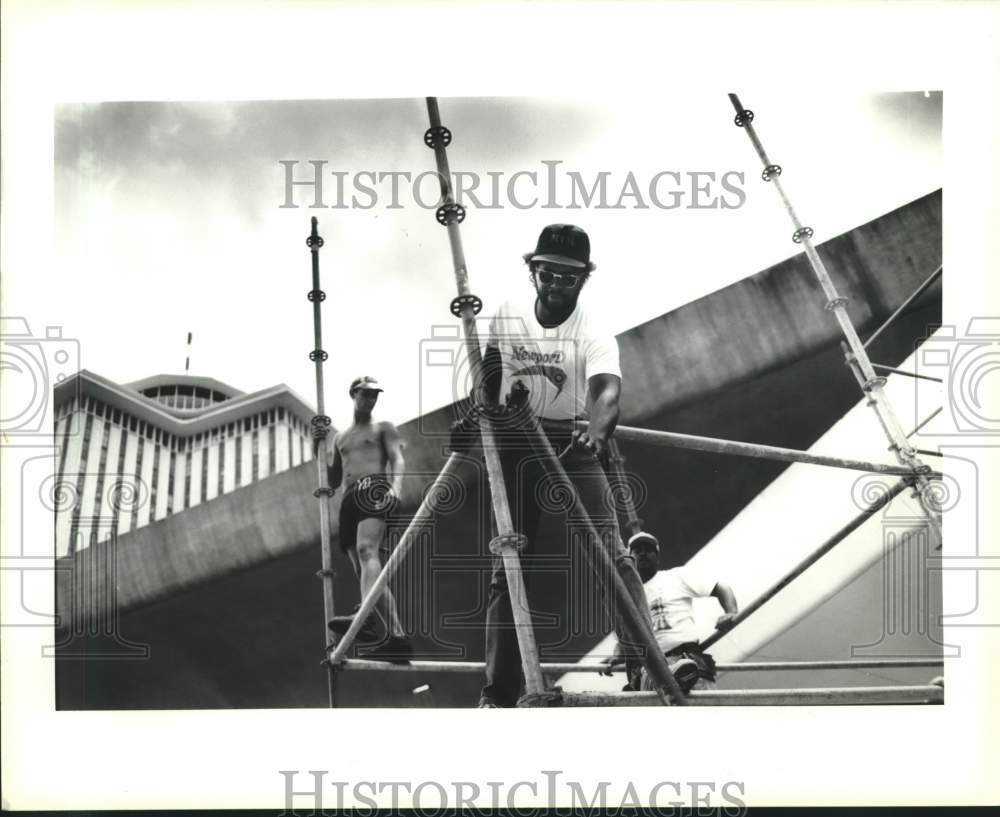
[56,395,315,454]
[55,399,317,557]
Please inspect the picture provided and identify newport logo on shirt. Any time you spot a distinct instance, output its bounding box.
[510,345,564,365]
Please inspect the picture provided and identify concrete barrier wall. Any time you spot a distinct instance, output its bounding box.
[618,190,941,422]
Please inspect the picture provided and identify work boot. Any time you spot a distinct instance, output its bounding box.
[357,634,414,665]
[328,614,379,643]
[669,657,700,692]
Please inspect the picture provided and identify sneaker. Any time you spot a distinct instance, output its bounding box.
[669,657,700,692]
[477,698,501,709]
[357,635,413,665]
[328,614,379,643]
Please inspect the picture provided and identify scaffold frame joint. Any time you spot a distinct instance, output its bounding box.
[450,293,483,317]
[436,202,467,226]
[517,689,564,708]
[762,164,782,182]
[489,532,528,555]
[424,125,452,149]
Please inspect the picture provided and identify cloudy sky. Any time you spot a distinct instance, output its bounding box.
[54,91,941,428]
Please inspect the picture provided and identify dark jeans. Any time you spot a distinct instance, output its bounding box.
[479,426,650,707]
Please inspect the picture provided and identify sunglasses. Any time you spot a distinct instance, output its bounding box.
[535,269,583,287]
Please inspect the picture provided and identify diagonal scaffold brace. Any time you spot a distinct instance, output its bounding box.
[727,94,942,546]
[426,97,687,706]
[424,97,549,704]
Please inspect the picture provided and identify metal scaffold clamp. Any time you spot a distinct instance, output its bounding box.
[450,293,483,317]
[517,688,564,708]
[734,108,754,127]
[424,125,453,149]
[436,202,467,226]
[793,226,815,244]
[307,289,326,302]
[489,532,528,555]
[824,296,849,311]
[863,375,889,391]
[762,164,782,182]
[309,349,329,362]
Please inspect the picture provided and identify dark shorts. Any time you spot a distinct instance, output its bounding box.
[338,475,396,554]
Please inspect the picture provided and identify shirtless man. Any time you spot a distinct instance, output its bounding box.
[318,375,412,662]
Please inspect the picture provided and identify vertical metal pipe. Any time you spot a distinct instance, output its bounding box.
[425,98,545,699]
[606,438,642,538]
[307,216,337,707]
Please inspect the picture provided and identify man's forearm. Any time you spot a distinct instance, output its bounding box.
[389,457,405,495]
[713,583,739,615]
[588,389,620,442]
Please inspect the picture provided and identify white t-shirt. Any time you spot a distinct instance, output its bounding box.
[486,290,621,421]
[644,567,718,652]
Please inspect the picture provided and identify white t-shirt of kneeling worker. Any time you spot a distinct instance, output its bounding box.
[644,567,719,653]
[486,290,621,421]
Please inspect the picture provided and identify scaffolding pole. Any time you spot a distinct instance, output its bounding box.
[519,413,689,705]
[336,657,943,674]
[559,684,943,707]
[605,438,657,548]
[863,265,942,349]
[727,94,942,543]
[700,478,909,651]
[305,216,337,707]
[549,420,942,479]
[423,98,546,702]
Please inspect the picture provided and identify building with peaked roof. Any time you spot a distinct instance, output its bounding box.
[53,371,318,558]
